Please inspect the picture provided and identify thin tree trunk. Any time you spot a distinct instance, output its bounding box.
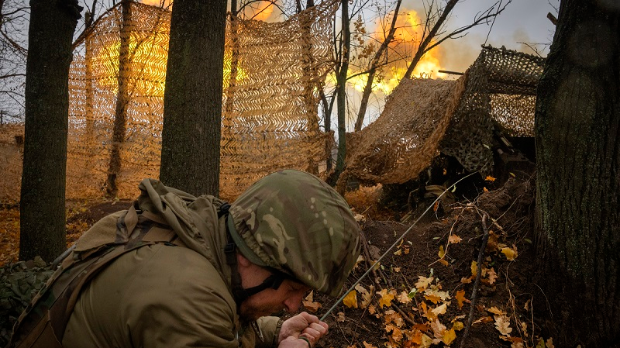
[403,0,458,80]
[535,0,620,346]
[19,0,80,262]
[354,0,402,132]
[330,0,349,185]
[105,0,131,197]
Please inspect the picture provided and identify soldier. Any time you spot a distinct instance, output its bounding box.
[8,169,361,348]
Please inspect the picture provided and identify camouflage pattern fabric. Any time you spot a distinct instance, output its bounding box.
[229,169,362,297]
[0,258,53,347]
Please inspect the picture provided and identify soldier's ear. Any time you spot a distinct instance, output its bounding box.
[237,251,252,267]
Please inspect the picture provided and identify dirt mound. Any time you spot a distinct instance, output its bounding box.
[313,176,551,348]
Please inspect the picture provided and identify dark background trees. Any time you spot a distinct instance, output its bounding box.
[535,0,620,346]
[19,0,81,262]
[159,0,227,196]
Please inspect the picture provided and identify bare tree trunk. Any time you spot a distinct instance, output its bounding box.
[160,0,226,196]
[20,0,81,262]
[329,0,349,185]
[105,0,131,197]
[354,0,402,132]
[403,0,458,79]
[535,0,620,346]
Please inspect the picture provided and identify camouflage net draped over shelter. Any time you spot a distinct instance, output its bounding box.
[344,45,544,185]
[0,1,336,203]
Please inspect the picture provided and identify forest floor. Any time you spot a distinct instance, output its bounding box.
[0,175,558,348]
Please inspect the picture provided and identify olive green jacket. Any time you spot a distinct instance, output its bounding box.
[61,179,281,348]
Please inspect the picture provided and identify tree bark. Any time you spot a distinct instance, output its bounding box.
[160,0,226,196]
[20,0,80,262]
[403,0,458,80]
[329,0,349,185]
[535,0,620,346]
[354,0,402,132]
[105,0,131,197]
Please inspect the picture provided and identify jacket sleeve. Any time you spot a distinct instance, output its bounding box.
[254,316,283,348]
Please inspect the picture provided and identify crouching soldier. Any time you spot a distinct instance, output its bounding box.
[8,169,361,348]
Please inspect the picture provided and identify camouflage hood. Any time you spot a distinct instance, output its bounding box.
[228,170,361,297]
[74,179,232,282]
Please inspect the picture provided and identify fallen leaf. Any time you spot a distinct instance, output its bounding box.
[455,290,467,309]
[485,176,496,182]
[452,321,464,331]
[393,249,402,256]
[501,246,518,261]
[337,312,346,322]
[363,341,377,348]
[471,261,478,276]
[494,315,513,336]
[486,267,498,284]
[473,316,494,324]
[302,300,322,312]
[487,306,506,315]
[424,294,441,304]
[442,328,456,345]
[546,338,555,348]
[343,290,358,309]
[430,319,446,339]
[432,303,448,316]
[377,289,395,308]
[393,267,401,273]
[397,291,412,304]
[483,187,489,193]
[461,276,473,284]
[439,259,449,266]
[356,284,373,309]
[448,234,462,244]
[438,245,445,259]
[416,276,434,291]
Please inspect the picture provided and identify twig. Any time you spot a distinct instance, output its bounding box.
[459,212,491,348]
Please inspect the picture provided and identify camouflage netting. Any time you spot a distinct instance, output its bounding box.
[343,45,545,185]
[0,258,53,347]
[0,0,336,203]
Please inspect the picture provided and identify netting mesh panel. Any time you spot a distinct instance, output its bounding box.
[67,3,170,199]
[0,2,335,203]
[344,77,466,184]
[344,45,544,184]
[221,2,336,199]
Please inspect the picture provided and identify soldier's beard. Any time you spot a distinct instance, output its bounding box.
[239,299,286,322]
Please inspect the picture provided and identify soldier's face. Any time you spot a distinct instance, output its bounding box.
[237,253,309,321]
[240,278,309,321]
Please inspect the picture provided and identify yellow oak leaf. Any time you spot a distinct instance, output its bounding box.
[487,306,506,315]
[438,245,445,259]
[494,315,513,336]
[377,289,395,308]
[473,316,494,324]
[343,290,358,309]
[455,289,467,309]
[486,267,498,284]
[432,303,448,316]
[397,291,412,304]
[421,333,433,348]
[415,276,434,291]
[461,276,473,284]
[424,294,441,304]
[368,304,376,315]
[448,234,462,244]
[501,246,518,261]
[471,261,478,276]
[302,300,321,313]
[442,328,457,345]
[452,321,464,331]
[384,309,405,327]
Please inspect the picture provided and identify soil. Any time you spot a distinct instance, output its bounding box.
[0,176,557,348]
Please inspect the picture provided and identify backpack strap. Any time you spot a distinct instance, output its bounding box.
[8,204,178,348]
